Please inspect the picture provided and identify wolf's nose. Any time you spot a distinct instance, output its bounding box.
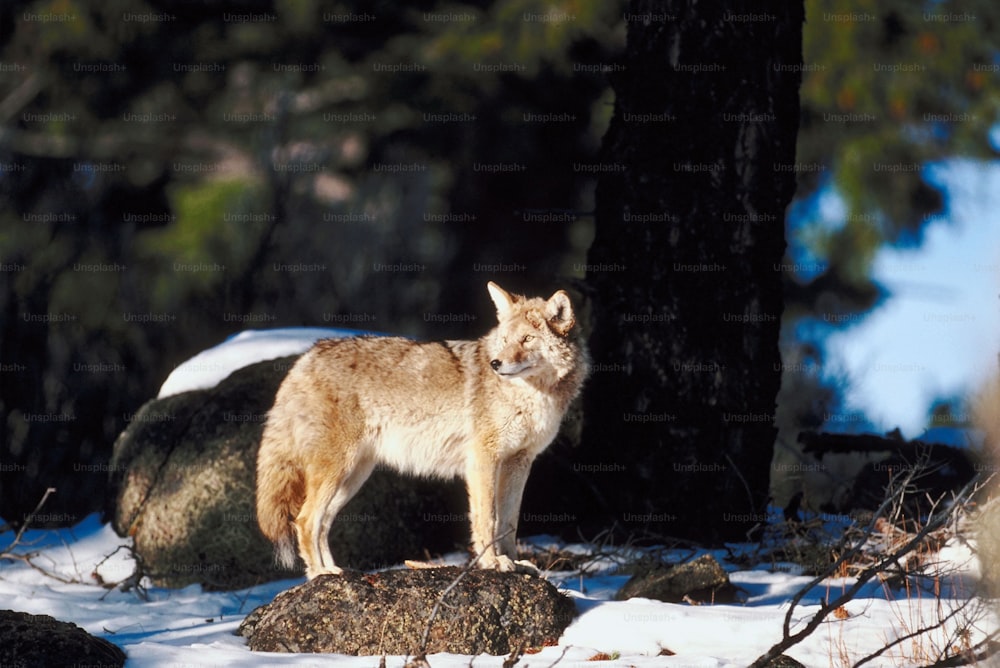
[490,359,501,371]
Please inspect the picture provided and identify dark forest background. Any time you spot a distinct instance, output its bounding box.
[1,0,998,534]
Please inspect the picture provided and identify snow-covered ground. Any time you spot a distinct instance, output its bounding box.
[0,514,995,667]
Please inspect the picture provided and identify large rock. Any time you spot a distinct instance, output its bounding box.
[0,610,125,667]
[110,356,467,590]
[616,554,739,604]
[238,568,576,655]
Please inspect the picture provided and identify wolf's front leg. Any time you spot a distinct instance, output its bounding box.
[496,451,531,558]
[466,449,516,572]
[497,451,540,575]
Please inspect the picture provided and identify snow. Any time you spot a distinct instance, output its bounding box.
[158,328,382,398]
[1,515,996,667]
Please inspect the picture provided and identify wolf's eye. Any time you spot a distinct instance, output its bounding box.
[522,335,534,343]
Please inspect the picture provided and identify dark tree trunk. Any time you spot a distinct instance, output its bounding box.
[575,1,804,543]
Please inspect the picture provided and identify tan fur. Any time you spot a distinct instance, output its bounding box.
[256,282,588,578]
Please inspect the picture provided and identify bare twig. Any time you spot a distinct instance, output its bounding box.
[546,645,571,668]
[0,550,79,584]
[921,631,1000,667]
[773,467,924,649]
[750,469,988,668]
[0,487,56,556]
[93,545,148,601]
[0,488,81,583]
[1,488,152,597]
[852,594,984,667]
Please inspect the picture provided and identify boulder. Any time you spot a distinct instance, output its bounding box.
[110,356,467,590]
[0,610,125,667]
[238,567,576,655]
[616,554,738,604]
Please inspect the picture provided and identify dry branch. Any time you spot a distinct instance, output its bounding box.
[750,470,993,667]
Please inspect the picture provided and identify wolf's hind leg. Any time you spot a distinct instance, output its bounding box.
[294,479,342,579]
[315,457,376,572]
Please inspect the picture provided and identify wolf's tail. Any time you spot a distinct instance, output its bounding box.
[256,421,304,570]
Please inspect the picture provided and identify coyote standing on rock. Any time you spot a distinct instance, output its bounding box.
[256,282,588,578]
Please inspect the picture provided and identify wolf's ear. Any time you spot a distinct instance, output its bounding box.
[545,290,576,336]
[487,282,515,320]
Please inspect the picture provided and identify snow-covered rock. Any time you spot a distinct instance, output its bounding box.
[158,327,380,398]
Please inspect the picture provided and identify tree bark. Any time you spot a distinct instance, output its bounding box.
[577,1,804,542]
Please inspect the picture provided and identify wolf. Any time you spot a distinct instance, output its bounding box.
[256,282,588,578]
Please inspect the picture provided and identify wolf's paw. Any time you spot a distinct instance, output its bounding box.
[306,565,343,579]
[494,555,518,572]
[478,554,539,574]
[475,553,513,572]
